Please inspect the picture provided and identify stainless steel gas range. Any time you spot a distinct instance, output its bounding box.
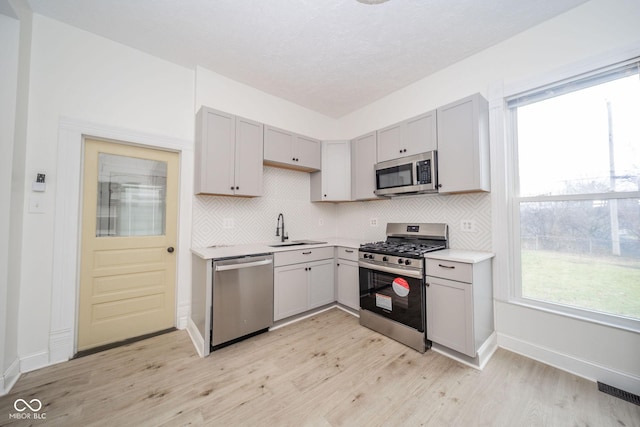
[358,223,448,353]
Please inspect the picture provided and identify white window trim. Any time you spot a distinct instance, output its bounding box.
[490,42,640,335]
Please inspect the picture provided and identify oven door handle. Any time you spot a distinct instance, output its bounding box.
[358,261,423,279]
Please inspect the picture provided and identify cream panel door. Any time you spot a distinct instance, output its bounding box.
[78,138,178,351]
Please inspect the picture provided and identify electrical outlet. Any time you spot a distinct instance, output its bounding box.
[222,218,235,229]
[370,218,378,227]
[460,219,476,233]
[318,218,324,226]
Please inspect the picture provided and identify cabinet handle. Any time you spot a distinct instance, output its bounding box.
[302,251,312,255]
[345,249,354,253]
[438,264,455,269]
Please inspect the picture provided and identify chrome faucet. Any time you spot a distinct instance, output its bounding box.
[276,213,288,242]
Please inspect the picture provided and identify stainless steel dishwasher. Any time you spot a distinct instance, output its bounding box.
[211,253,274,350]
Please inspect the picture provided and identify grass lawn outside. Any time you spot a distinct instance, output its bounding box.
[521,249,640,320]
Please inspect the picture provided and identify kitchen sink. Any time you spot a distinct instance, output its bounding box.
[268,240,327,247]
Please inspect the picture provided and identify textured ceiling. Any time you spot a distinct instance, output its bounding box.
[27,0,590,118]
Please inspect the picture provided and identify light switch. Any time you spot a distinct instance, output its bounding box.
[29,195,46,213]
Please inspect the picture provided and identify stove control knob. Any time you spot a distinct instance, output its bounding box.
[364,254,371,259]
[370,255,375,260]
[405,259,411,265]
[397,258,404,265]
[382,256,388,262]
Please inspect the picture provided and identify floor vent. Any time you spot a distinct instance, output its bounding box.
[597,381,640,406]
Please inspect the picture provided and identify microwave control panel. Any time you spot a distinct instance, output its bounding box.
[416,160,432,184]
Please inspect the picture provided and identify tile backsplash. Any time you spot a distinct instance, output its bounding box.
[192,166,492,251]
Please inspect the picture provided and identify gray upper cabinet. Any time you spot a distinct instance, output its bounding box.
[437,93,490,194]
[351,131,379,201]
[195,107,263,196]
[311,140,351,202]
[376,110,437,162]
[264,125,321,172]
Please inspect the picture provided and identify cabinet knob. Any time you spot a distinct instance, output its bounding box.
[292,157,295,161]
[236,186,239,190]
[324,194,327,198]
[426,282,430,287]
[167,247,175,253]
[230,186,234,190]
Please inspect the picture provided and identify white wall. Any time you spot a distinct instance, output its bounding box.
[333,0,640,392]
[17,14,195,369]
[0,11,22,395]
[196,66,339,139]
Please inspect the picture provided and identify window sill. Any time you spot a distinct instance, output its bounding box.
[506,296,640,335]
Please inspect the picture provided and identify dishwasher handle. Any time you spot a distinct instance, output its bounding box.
[214,258,273,272]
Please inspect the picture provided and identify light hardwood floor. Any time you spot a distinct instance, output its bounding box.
[1,308,638,426]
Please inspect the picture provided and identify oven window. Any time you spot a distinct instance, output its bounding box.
[359,267,424,331]
[377,163,413,189]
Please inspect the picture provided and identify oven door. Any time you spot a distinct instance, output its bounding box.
[359,264,424,332]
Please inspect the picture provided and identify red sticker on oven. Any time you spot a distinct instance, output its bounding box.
[392,278,410,297]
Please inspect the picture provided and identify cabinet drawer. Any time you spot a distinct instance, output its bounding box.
[426,259,472,283]
[274,246,334,266]
[336,247,358,262]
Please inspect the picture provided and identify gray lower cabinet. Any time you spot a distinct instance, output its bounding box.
[335,247,359,310]
[425,256,493,358]
[273,247,334,321]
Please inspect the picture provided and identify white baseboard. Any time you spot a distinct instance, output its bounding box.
[1,358,20,396]
[498,333,640,395]
[431,332,498,371]
[177,303,190,330]
[49,328,73,365]
[19,350,49,374]
[186,317,205,358]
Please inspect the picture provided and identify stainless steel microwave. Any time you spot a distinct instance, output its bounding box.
[374,151,438,197]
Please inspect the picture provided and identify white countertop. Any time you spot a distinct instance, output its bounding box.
[192,238,363,260]
[425,249,494,264]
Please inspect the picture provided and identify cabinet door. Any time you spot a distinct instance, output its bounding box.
[377,122,402,162]
[195,108,235,195]
[337,259,359,310]
[264,125,294,165]
[274,265,309,321]
[234,117,263,196]
[295,135,321,171]
[405,110,437,156]
[311,140,351,202]
[425,276,474,357]
[437,93,490,194]
[351,132,378,200]
[308,259,334,309]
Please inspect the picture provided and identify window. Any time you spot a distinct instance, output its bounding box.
[508,59,640,327]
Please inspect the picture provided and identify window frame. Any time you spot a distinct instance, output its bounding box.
[505,57,640,333]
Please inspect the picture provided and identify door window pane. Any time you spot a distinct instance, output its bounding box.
[96,153,167,237]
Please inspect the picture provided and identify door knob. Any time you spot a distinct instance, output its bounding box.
[167,247,175,253]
